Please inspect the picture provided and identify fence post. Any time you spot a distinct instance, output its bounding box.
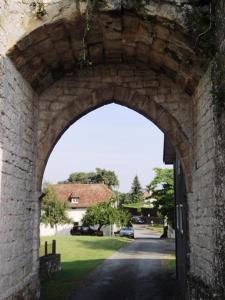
[44,241,48,256]
[52,240,56,255]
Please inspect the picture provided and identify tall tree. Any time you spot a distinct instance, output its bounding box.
[147,168,174,226]
[130,175,143,203]
[41,185,72,234]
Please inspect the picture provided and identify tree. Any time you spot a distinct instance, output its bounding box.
[82,201,131,231]
[67,172,96,184]
[114,209,132,228]
[41,185,72,234]
[147,168,174,226]
[66,168,119,190]
[82,202,115,231]
[115,192,132,208]
[95,168,119,189]
[130,175,143,203]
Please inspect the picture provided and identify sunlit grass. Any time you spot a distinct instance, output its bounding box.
[161,255,176,271]
[40,236,130,300]
[146,224,164,234]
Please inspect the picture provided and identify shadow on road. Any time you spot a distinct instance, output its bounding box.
[41,239,177,300]
[67,258,176,300]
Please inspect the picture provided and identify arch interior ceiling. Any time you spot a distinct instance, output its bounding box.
[7,3,202,95]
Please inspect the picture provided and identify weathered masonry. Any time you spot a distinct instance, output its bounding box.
[0,0,224,299]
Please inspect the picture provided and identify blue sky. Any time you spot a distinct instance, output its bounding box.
[43,103,170,192]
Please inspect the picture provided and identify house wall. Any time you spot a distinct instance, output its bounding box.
[40,208,86,236]
[40,208,114,236]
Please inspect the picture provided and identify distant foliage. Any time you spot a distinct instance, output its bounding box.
[68,172,96,184]
[116,192,132,208]
[130,175,143,203]
[147,168,174,226]
[95,168,119,189]
[82,200,131,230]
[65,168,119,189]
[41,185,72,234]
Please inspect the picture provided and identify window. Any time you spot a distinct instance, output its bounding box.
[71,197,79,204]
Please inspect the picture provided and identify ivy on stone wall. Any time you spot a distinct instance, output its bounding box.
[184,2,215,69]
[211,54,225,117]
[23,0,47,17]
[23,0,156,70]
[77,0,152,71]
[185,2,225,117]
[77,0,107,70]
[70,0,155,71]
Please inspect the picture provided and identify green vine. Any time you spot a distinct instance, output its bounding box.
[23,0,155,70]
[77,0,107,70]
[184,2,225,117]
[77,0,155,70]
[23,0,47,18]
[211,53,225,117]
[184,2,215,69]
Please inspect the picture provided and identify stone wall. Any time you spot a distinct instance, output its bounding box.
[187,69,216,297]
[37,63,193,190]
[40,254,61,281]
[213,1,225,297]
[0,57,39,299]
[0,1,225,299]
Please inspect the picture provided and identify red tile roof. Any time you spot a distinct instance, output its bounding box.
[51,183,113,208]
[143,191,152,199]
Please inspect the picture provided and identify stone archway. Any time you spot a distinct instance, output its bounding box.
[36,63,193,192]
[1,1,224,299]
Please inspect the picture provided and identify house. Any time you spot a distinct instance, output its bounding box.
[40,183,113,236]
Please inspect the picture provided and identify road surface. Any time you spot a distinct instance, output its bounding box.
[133,224,161,239]
[70,228,176,300]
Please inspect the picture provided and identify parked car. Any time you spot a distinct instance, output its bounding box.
[114,230,121,236]
[131,216,145,224]
[70,225,103,236]
[119,227,134,238]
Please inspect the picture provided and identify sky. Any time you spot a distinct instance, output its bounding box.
[43,103,171,192]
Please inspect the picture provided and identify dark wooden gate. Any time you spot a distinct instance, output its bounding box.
[175,159,188,300]
[164,136,188,299]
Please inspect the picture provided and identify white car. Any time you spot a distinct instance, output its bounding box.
[119,227,134,238]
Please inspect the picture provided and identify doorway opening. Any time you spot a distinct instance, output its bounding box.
[40,103,182,300]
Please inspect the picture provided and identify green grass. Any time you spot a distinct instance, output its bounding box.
[146,224,164,234]
[161,258,176,271]
[40,236,130,300]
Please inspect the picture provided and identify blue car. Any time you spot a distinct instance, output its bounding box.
[119,227,134,238]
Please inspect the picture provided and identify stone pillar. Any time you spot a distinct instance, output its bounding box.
[0,55,40,299]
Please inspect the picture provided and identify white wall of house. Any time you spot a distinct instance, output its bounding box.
[40,223,72,236]
[40,208,118,236]
[40,208,86,236]
[67,208,87,224]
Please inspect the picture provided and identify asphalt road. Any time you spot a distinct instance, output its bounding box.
[70,228,176,300]
[133,224,161,239]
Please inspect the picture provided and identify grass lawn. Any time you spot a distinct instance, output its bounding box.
[161,255,176,271]
[146,224,164,234]
[40,236,130,300]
